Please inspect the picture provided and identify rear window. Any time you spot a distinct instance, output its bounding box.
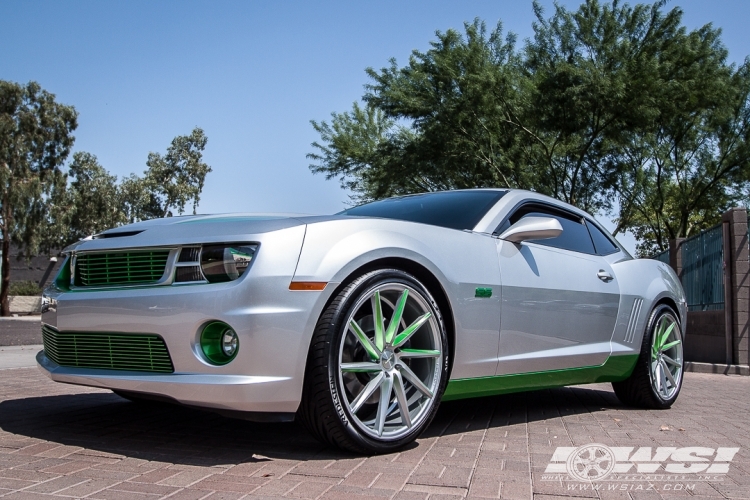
[340,190,507,231]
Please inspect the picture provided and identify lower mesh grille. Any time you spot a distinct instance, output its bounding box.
[42,324,174,373]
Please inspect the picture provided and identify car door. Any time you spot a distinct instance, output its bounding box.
[495,203,621,375]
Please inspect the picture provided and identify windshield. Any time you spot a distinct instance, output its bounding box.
[340,190,507,230]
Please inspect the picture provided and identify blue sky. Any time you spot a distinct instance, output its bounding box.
[2,1,749,254]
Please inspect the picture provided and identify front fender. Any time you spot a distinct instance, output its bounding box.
[292,219,504,380]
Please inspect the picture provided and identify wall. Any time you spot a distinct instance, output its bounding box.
[684,310,726,364]
[6,245,64,289]
[666,208,750,368]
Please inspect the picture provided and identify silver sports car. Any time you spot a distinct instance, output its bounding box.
[39,189,687,453]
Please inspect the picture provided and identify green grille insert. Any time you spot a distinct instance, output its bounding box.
[42,325,174,373]
[75,250,170,287]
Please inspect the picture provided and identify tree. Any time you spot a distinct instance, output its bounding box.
[119,173,160,224]
[143,127,211,217]
[45,152,126,248]
[0,81,77,316]
[46,129,213,246]
[614,57,750,255]
[309,0,750,252]
[310,103,397,204]
[519,0,686,214]
[310,20,529,204]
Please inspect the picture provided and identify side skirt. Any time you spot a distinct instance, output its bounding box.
[442,354,638,401]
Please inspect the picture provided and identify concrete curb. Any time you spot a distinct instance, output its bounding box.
[0,345,42,369]
[0,316,41,322]
[684,361,750,376]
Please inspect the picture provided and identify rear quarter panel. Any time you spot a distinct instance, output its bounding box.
[609,256,687,356]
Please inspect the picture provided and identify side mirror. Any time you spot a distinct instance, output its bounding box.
[498,216,563,243]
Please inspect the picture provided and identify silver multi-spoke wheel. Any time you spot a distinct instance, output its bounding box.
[612,304,684,409]
[650,312,683,401]
[338,283,443,440]
[300,269,448,453]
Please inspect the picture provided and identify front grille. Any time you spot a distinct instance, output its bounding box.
[75,250,170,287]
[42,324,174,373]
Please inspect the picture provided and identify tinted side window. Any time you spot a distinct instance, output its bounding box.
[586,220,620,255]
[525,212,595,254]
[497,204,596,255]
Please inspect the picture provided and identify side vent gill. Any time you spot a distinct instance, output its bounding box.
[624,298,643,344]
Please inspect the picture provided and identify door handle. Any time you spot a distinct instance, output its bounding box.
[597,270,613,282]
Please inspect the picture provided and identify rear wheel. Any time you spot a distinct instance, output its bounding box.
[299,269,449,453]
[612,304,684,409]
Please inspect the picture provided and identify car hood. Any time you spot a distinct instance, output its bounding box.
[63,213,326,253]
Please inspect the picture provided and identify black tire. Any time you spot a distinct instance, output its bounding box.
[298,269,450,454]
[612,304,684,409]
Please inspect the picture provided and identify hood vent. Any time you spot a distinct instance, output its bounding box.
[93,230,144,239]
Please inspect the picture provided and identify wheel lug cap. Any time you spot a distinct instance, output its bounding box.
[380,350,395,370]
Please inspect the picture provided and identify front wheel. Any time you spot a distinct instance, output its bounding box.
[299,269,449,454]
[612,304,684,409]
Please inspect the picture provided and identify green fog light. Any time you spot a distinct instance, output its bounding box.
[200,321,239,365]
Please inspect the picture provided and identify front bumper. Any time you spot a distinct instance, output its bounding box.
[38,274,327,414]
[37,225,335,416]
[36,350,296,416]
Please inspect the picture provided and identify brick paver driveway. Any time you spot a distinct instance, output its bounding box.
[0,367,747,500]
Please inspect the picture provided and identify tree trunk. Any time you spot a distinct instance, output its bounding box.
[0,231,9,317]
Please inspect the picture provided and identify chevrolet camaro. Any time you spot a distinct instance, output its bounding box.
[39,189,687,453]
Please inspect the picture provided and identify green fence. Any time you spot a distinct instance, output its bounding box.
[681,224,724,311]
[654,249,670,264]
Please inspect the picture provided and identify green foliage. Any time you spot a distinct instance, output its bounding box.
[616,53,750,255]
[45,152,127,249]
[310,103,397,203]
[46,128,212,248]
[119,173,159,224]
[309,0,750,253]
[115,127,211,221]
[0,80,77,315]
[9,280,42,296]
[520,0,681,213]
[0,81,212,312]
[311,20,527,204]
[144,128,212,218]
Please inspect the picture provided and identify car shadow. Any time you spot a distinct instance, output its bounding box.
[0,384,625,464]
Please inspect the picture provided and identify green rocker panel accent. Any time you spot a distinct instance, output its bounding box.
[442,354,638,401]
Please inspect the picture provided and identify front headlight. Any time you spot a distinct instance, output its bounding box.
[174,243,258,284]
[200,244,257,283]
